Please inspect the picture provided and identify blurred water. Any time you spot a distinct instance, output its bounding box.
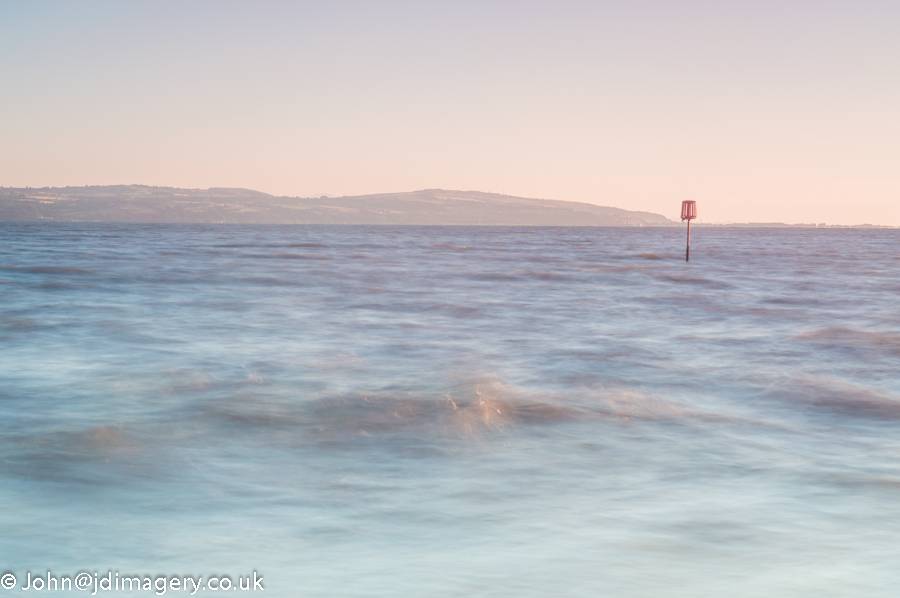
[1,224,899,597]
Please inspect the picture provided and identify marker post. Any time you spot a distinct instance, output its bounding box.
[680,200,697,262]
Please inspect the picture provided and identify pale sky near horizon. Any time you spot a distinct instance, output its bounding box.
[2,1,898,225]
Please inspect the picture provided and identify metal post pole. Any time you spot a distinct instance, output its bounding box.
[685,219,691,262]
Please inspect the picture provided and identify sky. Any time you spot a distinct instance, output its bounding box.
[1,1,898,225]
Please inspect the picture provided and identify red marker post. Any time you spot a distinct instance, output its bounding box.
[680,200,697,262]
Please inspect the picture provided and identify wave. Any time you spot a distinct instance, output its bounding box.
[796,327,900,357]
[212,242,327,249]
[201,380,580,441]
[3,425,146,483]
[656,274,734,290]
[246,253,330,260]
[0,377,767,484]
[0,265,94,275]
[195,377,750,445]
[429,243,472,252]
[467,270,572,282]
[764,376,900,419]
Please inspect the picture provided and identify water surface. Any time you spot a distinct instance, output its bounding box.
[1,224,899,597]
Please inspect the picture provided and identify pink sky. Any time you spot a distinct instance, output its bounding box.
[2,1,898,225]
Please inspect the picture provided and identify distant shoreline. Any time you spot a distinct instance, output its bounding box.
[1,186,895,228]
[1,220,895,230]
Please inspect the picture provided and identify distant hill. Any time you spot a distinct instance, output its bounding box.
[0,185,673,226]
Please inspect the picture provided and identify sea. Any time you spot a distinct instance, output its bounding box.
[1,224,898,597]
